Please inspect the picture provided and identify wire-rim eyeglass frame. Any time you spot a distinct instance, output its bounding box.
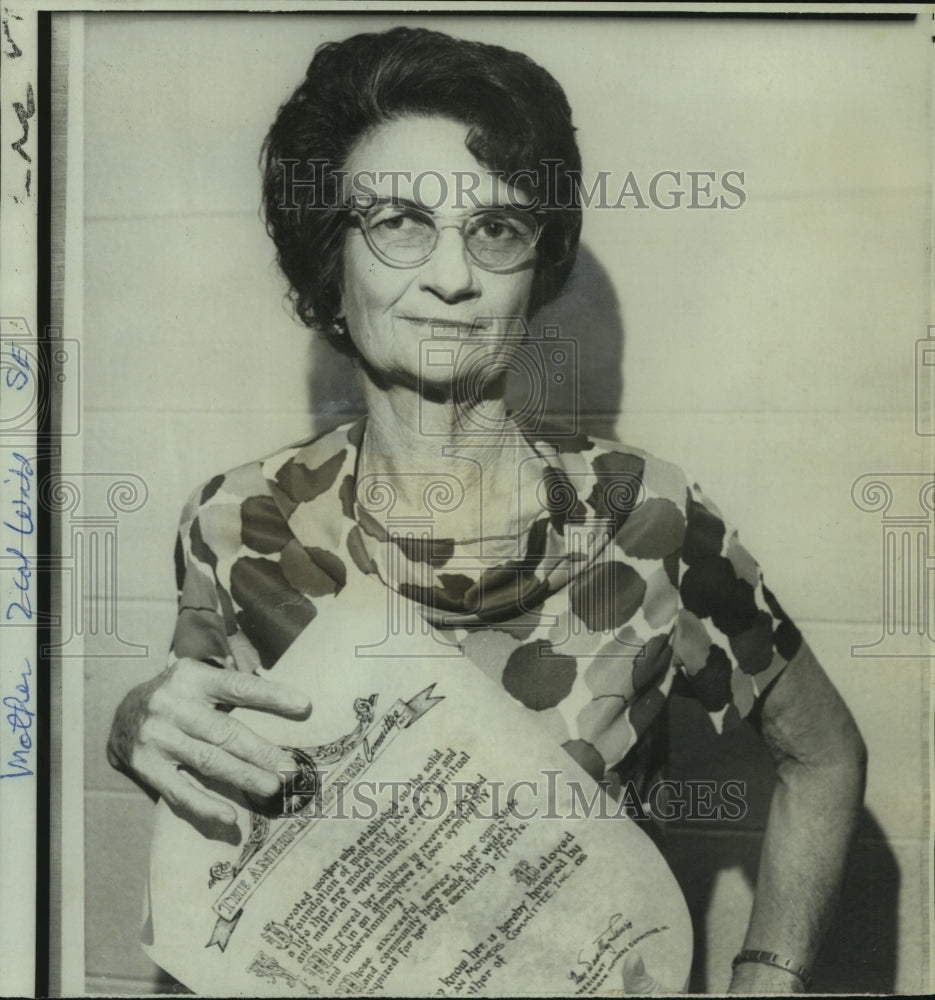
[346,197,545,273]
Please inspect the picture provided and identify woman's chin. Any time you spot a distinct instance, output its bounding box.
[362,358,509,406]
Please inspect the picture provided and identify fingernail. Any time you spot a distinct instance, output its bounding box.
[277,755,297,776]
[261,771,284,796]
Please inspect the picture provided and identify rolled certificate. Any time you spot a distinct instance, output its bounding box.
[144,573,692,996]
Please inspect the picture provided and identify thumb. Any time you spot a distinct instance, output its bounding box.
[622,952,658,995]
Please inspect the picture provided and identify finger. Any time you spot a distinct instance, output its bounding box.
[201,668,311,717]
[143,755,238,826]
[166,728,288,799]
[172,701,297,778]
[622,953,658,995]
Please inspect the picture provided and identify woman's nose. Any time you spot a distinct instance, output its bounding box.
[418,227,479,303]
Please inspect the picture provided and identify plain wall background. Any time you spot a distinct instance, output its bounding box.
[72,9,931,994]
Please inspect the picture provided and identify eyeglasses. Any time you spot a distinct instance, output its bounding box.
[348,198,543,272]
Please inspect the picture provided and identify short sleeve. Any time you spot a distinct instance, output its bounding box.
[671,482,803,731]
[168,478,255,672]
[167,458,331,674]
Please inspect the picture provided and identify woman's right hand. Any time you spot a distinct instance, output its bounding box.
[107,658,312,825]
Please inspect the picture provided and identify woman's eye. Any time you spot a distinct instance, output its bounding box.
[369,208,426,232]
[475,216,524,241]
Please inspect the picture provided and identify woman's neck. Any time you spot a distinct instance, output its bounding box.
[356,371,541,541]
[360,380,516,478]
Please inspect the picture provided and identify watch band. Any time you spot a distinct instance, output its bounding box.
[732,949,812,990]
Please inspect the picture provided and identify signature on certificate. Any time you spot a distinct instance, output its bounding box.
[568,912,634,984]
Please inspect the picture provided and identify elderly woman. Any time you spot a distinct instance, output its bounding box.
[108,26,865,994]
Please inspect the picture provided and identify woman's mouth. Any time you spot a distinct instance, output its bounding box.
[399,315,492,333]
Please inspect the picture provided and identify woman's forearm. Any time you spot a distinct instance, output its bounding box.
[724,638,867,993]
[729,734,866,992]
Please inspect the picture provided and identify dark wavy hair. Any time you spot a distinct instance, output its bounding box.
[261,26,582,352]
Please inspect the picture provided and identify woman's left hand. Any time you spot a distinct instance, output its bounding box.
[621,952,682,994]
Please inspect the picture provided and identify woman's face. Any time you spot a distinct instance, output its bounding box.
[339,115,537,392]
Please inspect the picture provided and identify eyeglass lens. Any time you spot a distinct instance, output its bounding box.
[360,203,539,269]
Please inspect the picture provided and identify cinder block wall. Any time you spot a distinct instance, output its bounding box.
[79,13,930,994]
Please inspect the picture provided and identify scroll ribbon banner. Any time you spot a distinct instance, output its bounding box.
[143,570,692,996]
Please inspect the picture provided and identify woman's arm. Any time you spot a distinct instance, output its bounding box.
[728,641,867,993]
[108,467,316,824]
